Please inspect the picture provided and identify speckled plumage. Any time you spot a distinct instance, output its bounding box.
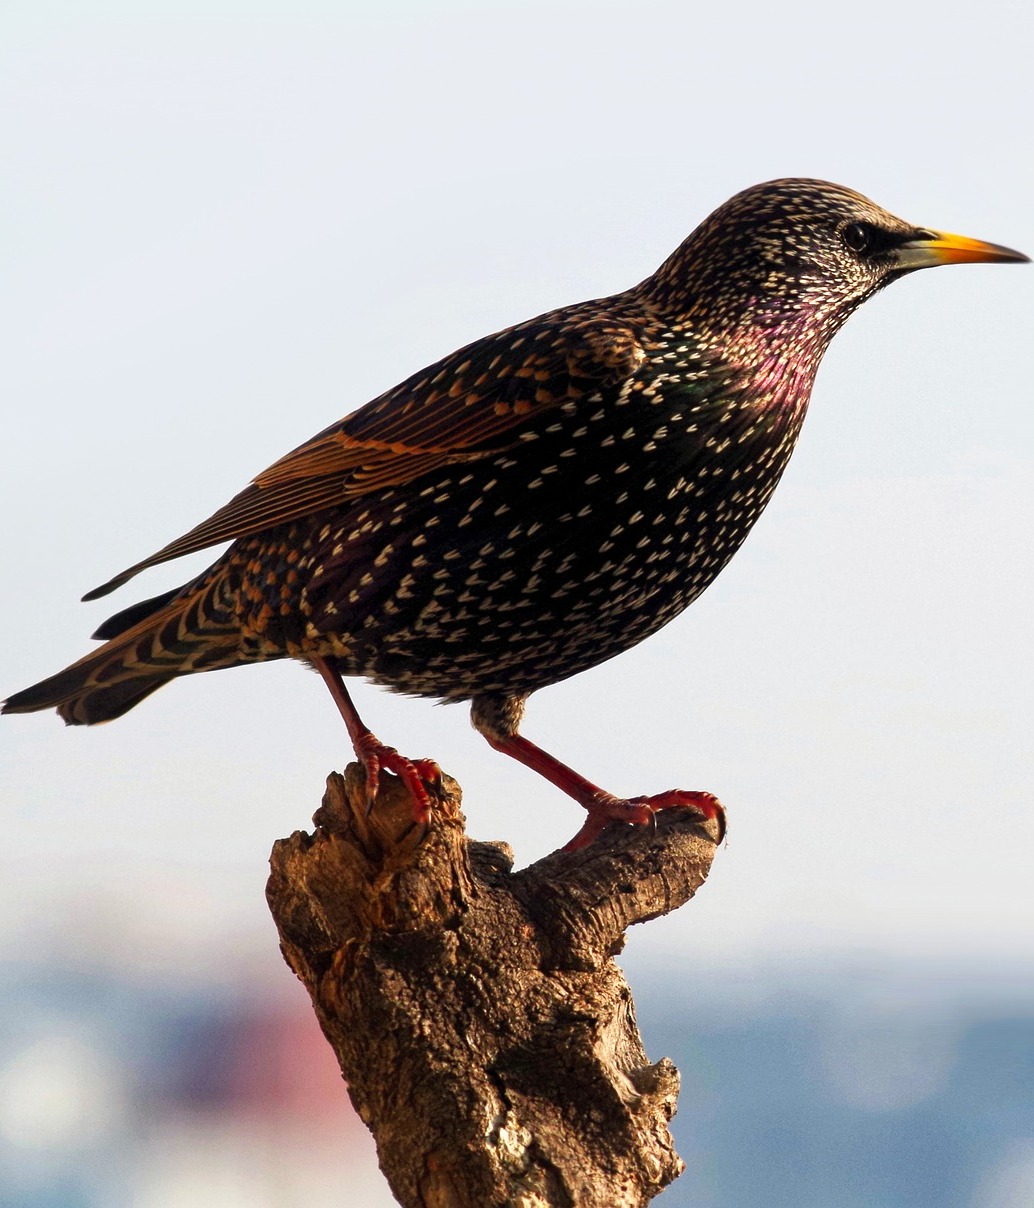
[5,179,1026,845]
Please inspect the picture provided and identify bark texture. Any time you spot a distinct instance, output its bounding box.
[266,765,720,1207]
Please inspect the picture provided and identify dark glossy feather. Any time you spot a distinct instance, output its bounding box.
[83,312,646,600]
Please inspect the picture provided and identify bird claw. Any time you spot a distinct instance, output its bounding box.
[353,733,442,826]
[563,789,725,851]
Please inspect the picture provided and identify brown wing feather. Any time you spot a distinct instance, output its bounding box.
[83,305,646,600]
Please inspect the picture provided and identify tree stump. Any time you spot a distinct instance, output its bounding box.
[266,765,721,1207]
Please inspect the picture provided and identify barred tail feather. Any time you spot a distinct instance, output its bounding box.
[2,572,248,725]
[62,676,172,725]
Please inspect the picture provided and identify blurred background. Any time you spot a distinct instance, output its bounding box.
[1,1,1031,1204]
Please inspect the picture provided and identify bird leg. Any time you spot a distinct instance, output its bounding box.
[311,656,441,824]
[470,694,725,851]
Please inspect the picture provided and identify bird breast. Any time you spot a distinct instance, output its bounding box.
[225,339,815,701]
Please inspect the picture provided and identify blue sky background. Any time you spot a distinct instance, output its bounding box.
[0,2,1031,1202]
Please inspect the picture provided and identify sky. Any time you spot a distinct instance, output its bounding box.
[1,0,1031,995]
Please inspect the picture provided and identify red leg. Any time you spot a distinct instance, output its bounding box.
[480,729,725,850]
[311,657,441,824]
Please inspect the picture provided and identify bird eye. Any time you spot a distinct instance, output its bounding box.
[842,222,872,254]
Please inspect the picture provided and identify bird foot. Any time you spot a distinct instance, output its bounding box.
[564,789,725,851]
[352,731,442,825]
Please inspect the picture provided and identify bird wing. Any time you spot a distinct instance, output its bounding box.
[83,307,646,600]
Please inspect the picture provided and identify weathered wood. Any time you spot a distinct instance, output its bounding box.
[266,765,720,1207]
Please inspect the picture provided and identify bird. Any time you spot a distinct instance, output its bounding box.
[4,179,1027,847]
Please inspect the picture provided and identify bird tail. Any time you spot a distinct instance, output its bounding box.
[3,570,249,725]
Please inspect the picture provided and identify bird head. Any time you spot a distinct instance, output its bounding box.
[645,178,1027,352]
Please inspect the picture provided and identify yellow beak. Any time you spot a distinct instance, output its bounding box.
[896,229,1029,271]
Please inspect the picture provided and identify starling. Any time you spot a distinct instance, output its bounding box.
[4,180,1027,847]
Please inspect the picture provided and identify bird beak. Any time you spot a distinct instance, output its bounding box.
[895,229,1030,271]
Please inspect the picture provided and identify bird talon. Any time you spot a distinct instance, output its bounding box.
[630,790,726,842]
[340,720,437,826]
[562,789,725,850]
[412,758,443,787]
